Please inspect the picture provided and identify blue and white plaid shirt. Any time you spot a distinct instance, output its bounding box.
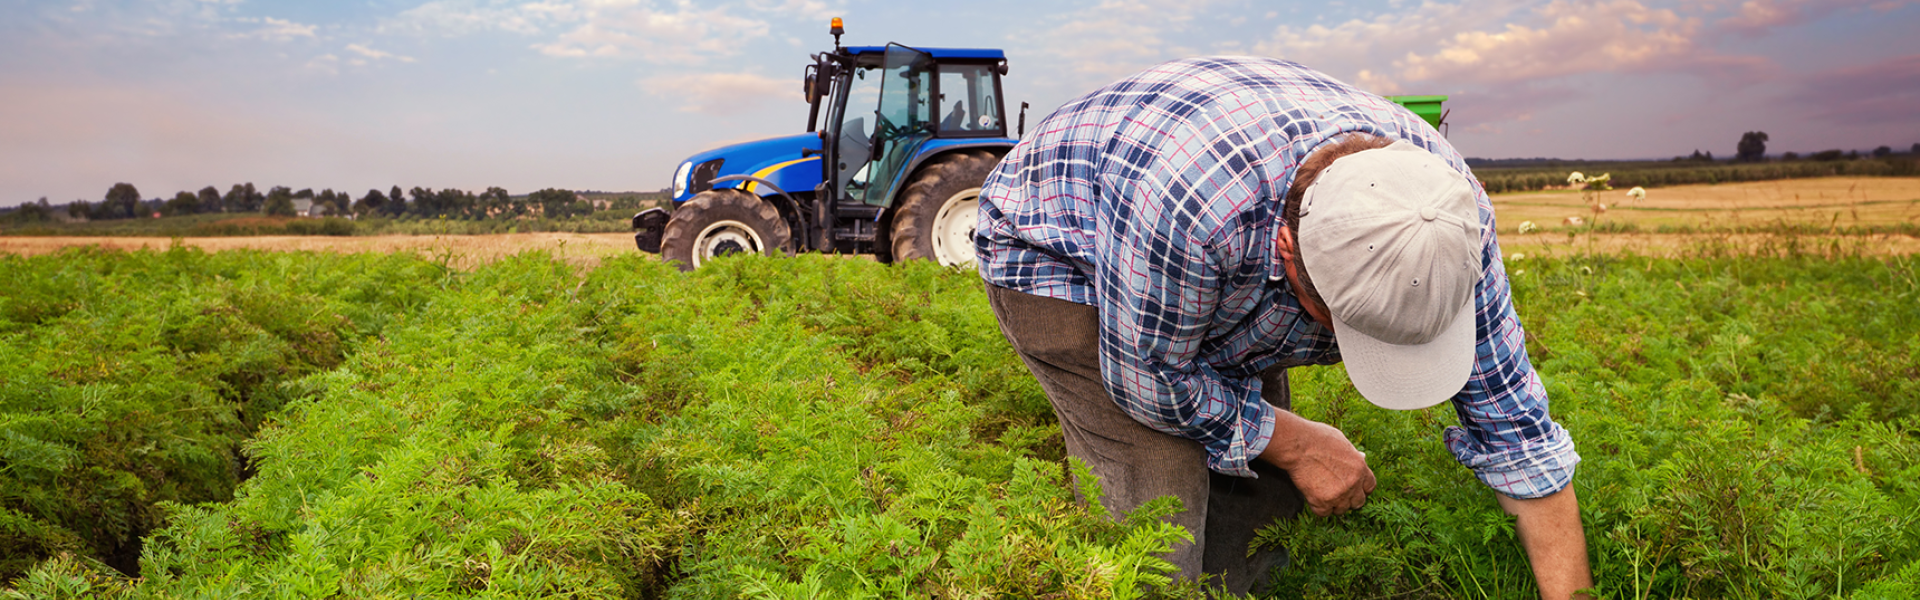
[975,56,1578,498]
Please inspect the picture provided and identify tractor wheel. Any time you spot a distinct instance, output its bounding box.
[889,150,997,266]
[659,189,791,272]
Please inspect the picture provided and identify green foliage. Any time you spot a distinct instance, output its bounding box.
[2,246,1914,598]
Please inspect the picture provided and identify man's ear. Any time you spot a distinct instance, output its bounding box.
[1274,223,1297,262]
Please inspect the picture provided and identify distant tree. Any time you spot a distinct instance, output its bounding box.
[1847,149,1861,160]
[100,183,142,220]
[1913,142,1919,154]
[1687,149,1715,162]
[477,187,511,218]
[7,198,52,223]
[224,183,263,212]
[1811,149,1844,161]
[1873,145,1892,158]
[293,188,314,200]
[264,186,296,216]
[354,189,388,216]
[388,186,405,214]
[67,200,90,221]
[529,188,581,219]
[196,186,221,214]
[1735,131,1768,162]
[163,191,200,216]
[1782,151,1800,161]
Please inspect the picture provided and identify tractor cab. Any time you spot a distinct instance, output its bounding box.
[808,41,1010,212]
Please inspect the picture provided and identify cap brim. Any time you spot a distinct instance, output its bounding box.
[1331,295,1477,410]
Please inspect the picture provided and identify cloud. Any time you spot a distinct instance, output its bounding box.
[642,72,796,114]
[1718,0,1916,34]
[346,43,416,64]
[533,4,770,62]
[231,16,318,41]
[383,0,837,63]
[1786,53,1920,126]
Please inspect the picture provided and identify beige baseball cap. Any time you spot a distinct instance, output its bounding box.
[1296,140,1483,410]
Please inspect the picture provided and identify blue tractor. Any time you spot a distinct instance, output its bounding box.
[634,18,1018,269]
[633,19,1452,270]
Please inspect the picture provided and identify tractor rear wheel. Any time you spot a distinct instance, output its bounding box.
[659,189,791,271]
[888,150,997,267]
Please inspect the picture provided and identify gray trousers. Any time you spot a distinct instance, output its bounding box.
[986,284,1303,595]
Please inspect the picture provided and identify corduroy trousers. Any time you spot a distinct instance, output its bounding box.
[985,283,1304,595]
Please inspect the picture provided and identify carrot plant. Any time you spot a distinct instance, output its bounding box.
[2,244,1914,599]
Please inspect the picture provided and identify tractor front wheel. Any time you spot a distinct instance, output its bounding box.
[659,189,791,271]
[889,150,997,267]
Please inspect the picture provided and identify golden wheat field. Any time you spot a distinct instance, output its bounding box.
[4,178,1918,262]
[1492,176,1920,232]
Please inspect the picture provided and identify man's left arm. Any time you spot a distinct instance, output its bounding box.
[1445,182,1592,600]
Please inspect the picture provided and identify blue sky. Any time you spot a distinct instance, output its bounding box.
[3,0,1916,206]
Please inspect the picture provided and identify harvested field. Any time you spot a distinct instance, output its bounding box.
[1492,176,1920,232]
[0,232,641,268]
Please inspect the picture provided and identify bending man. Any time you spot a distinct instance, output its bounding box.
[975,56,1591,598]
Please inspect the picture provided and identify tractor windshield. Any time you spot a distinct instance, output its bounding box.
[860,44,934,205]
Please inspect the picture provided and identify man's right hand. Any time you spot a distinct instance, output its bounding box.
[1260,411,1375,517]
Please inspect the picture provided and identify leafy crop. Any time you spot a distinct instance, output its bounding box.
[1,245,1915,599]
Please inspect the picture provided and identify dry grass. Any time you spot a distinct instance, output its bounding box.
[1492,176,1920,232]
[0,232,641,269]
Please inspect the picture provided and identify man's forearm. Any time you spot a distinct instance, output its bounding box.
[1497,486,1593,600]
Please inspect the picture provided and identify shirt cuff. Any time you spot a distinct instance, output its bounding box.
[1206,400,1277,478]
[1443,422,1580,499]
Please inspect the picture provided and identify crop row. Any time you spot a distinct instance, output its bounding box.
[2,247,1917,598]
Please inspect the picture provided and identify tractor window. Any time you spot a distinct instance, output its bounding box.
[937,64,1002,134]
[836,65,883,196]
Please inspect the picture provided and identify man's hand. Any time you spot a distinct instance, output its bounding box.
[1260,411,1375,517]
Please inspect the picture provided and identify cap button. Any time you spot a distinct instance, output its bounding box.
[1420,207,1438,221]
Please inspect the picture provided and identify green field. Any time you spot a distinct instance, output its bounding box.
[1,246,1916,599]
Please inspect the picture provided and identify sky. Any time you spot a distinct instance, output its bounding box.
[2,0,1917,207]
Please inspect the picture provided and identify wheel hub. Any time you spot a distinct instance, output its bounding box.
[693,220,766,269]
[930,188,980,267]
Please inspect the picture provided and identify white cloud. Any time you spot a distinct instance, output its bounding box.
[642,72,796,114]
[231,16,317,41]
[533,4,770,63]
[346,43,416,64]
[382,0,838,64]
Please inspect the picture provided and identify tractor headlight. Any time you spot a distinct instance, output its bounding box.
[671,161,693,198]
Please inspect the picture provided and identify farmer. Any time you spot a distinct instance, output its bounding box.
[976,56,1591,598]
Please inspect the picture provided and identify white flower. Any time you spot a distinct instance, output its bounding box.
[1517,221,1538,234]
[1596,203,1608,213]
[1627,186,1647,201]
[1564,216,1585,226]
[1567,172,1587,185]
[1510,253,1526,261]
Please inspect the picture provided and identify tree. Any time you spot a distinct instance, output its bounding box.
[101,183,142,220]
[1782,151,1800,161]
[354,189,388,216]
[164,191,200,216]
[264,186,296,216]
[197,186,221,214]
[1873,145,1892,158]
[389,186,406,215]
[529,188,581,219]
[6,198,52,223]
[1913,143,1919,154]
[1735,131,1768,162]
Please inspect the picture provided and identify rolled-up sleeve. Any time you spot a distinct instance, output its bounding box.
[1443,187,1580,498]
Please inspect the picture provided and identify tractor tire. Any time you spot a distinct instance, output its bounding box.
[888,150,997,266]
[659,189,791,272]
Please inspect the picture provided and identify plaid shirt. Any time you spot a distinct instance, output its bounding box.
[975,56,1578,498]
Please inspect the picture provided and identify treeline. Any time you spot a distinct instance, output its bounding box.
[4,182,652,225]
[1474,153,1920,194]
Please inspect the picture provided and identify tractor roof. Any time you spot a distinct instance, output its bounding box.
[843,46,1005,60]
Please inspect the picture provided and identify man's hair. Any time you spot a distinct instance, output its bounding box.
[1281,132,1395,311]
